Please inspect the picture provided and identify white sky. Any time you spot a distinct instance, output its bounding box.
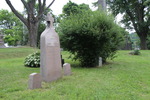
[0,0,121,23]
[0,0,130,32]
[0,0,97,15]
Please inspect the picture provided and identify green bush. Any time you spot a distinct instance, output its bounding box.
[4,35,19,46]
[129,49,140,55]
[24,51,40,67]
[58,11,124,67]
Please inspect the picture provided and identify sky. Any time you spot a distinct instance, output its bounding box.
[0,0,128,32]
[0,0,121,23]
[0,0,97,15]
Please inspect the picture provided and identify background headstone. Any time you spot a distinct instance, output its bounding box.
[98,57,102,67]
[28,73,42,89]
[63,63,71,76]
[0,34,5,48]
[40,13,62,82]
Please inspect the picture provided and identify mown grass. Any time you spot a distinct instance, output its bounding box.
[0,47,150,100]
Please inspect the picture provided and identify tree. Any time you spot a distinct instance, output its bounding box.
[56,1,91,30]
[0,9,23,46]
[58,11,124,67]
[106,0,150,50]
[0,9,21,29]
[23,3,53,47]
[93,0,107,11]
[5,0,55,47]
[57,1,91,24]
[98,0,106,11]
[62,1,90,16]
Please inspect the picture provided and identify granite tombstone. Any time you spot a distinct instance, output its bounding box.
[40,13,62,82]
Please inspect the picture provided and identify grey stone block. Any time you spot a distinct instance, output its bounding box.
[28,73,42,89]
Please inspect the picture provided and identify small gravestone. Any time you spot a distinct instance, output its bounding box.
[63,63,71,76]
[28,73,42,89]
[40,13,62,82]
[0,34,5,48]
[98,57,102,67]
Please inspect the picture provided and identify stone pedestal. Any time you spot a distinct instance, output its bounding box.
[28,73,42,89]
[63,63,71,76]
[40,13,62,82]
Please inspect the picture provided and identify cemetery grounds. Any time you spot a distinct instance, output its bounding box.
[0,47,150,100]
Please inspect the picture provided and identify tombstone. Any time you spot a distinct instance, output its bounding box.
[28,73,42,89]
[0,34,5,48]
[63,63,72,76]
[98,57,102,67]
[40,13,62,82]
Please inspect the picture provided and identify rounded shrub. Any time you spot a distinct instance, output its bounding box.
[24,51,40,67]
[129,49,140,55]
[58,11,124,67]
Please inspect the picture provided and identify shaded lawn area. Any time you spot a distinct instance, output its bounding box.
[0,47,150,100]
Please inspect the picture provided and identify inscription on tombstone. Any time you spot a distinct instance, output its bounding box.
[40,13,62,82]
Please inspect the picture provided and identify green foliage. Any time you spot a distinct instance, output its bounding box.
[23,5,53,47]
[62,1,90,16]
[24,51,40,67]
[129,33,140,49]
[106,0,150,49]
[63,1,78,16]
[4,35,19,46]
[37,23,46,47]
[58,11,124,67]
[0,9,19,29]
[117,28,131,50]
[0,9,24,46]
[92,1,98,7]
[57,1,90,25]
[129,49,141,55]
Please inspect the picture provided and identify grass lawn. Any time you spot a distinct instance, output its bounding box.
[0,47,150,100]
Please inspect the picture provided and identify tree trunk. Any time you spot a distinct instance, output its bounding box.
[139,35,148,50]
[27,21,39,47]
[98,0,106,11]
[5,0,55,48]
[138,33,148,50]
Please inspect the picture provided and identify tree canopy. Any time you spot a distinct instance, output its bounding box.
[62,1,91,16]
[0,9,24,46]
[5,0,55,47]
[107,0,150,49]
[93,0,106,11]
[0,9,21,29]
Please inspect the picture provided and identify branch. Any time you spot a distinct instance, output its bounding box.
[5,0,28,26]
[37,0,55,20]
[38,0,42,14]
[28,0,36,9]
[21,0,30,13]
[38,0,42,9]
[124,0,139,34]
[46,0,55,10]
[42,0,46,9]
